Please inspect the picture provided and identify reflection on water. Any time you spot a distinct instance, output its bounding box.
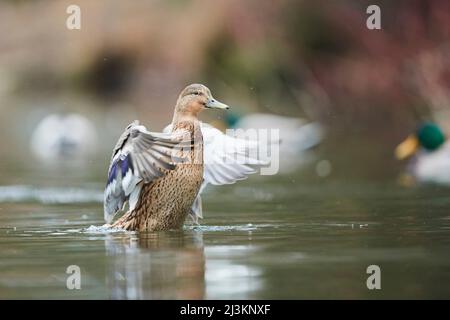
[105,232,205,299]
[99,226,264,299]
[1,175,450,299]
[205,245,263,299]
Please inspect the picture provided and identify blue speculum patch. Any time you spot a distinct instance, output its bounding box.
[107,154,133,185]
[107,161,118,184]
[121,155,131,177]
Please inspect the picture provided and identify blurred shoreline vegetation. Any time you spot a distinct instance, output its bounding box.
[0,0,449,179]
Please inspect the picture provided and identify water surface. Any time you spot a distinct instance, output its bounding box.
[1,169,450,299]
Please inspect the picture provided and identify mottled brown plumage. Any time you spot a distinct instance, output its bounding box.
[112,122,203,231]
[106,84,229,231]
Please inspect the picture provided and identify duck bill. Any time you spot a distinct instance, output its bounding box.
[395,135,419,160]
[205,98,230,110]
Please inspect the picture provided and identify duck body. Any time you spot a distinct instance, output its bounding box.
[410,142,450,185]
[104,84,265,232]
[31,113,97,162]
[396,122,450,185]
[223,113,323,173]
[235,113,323,153]
[112,120,203,231]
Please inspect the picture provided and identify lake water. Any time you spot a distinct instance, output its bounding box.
[1,157,450,299]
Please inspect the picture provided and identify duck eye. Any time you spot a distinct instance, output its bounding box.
[193,91,200,96]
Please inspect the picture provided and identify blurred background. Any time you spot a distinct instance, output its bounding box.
[1,0,450,299]
[0,0,449,183]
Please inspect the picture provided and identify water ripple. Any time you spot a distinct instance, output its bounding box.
[0,185,103,204]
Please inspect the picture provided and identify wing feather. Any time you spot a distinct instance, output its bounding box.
[103,121,191,223]
[186,122,268,222]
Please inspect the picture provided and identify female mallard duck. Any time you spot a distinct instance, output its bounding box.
[104,84,265,231]
[395,122,450,185]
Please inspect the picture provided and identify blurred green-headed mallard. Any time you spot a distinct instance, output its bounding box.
[212,112,323,173]
[395,122,450,185]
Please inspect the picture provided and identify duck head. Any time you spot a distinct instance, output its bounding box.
[174,84,229,118]
[395,122,446,160]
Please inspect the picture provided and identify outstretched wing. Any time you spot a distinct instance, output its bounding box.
[201,123,265,186]
[104,120,189,223]
[195,124,268,222]
[164,122,267,223]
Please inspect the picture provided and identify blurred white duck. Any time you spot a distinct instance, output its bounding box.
[395,122,450,185]
[30,113,98,162]
[212,112,324,173]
